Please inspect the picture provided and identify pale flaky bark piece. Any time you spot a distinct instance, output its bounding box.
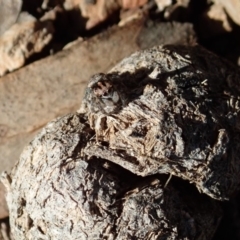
[2,113,221,239]
[81,44,240,201]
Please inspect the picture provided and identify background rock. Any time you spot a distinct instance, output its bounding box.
[199,3,232,39]
[0,0,22,36]
[155,0,172,11]
[79,0,120,29]
[214,0,240,26]
[0,183,8,219]
[121,0,148,9]
[0,20,54,77]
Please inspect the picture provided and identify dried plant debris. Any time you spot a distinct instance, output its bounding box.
[80,44,240,201]
[2,113,221,239]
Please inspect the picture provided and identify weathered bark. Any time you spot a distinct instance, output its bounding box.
[4,44,240,239]
[2,113,221,239]
[80,45,240,201]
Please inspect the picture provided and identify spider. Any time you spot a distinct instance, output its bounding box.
[85,73,127,115]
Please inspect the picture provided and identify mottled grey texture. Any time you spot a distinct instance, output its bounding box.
[4,44,237,239]
[81,45,240,201]
[2,113,221,239]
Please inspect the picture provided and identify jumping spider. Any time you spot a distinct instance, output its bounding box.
[84,73,127,115]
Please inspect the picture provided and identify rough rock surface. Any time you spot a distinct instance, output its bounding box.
[0,20,54,77]
[80,45,240,201]
[79,0,120,29]
[121,0,148,9]
[199,3,232,39]
[214,0,240,26]
[0,20,195,173]
[2,113,221,239]
[0,0,22,36]
[155,0,172,11]
[0,183,8,219]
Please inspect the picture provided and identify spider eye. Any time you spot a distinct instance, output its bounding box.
[112,91,119,103]
[102,92,109,97]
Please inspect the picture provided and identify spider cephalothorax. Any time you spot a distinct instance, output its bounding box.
[86,73,127,114]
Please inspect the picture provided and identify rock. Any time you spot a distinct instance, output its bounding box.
[214,0,240,26]
[119,8,145,26]
[81,44,240,201]
[119,1,154,27]
[2,113,222,239]
[155,0,172,11]
[121,0,148,9]
[63,0,81,10]
[0,20,54,77]
[199,3,232,39]
[0,183,8,219]
[0,218,11,240]
[0,0,22,36]
[79,0,120,29]
[41,0,63,9]
[0,20,196,173]
[163,0,191,20]
[16,12,36,23]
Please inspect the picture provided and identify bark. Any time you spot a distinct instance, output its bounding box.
[80,45,240,201]
[3,44,240,239]
[2,113,221,239]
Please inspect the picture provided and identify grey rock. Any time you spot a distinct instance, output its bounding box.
[0,0,22,36]
[2,113,221,239]
[0,20,54,77]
